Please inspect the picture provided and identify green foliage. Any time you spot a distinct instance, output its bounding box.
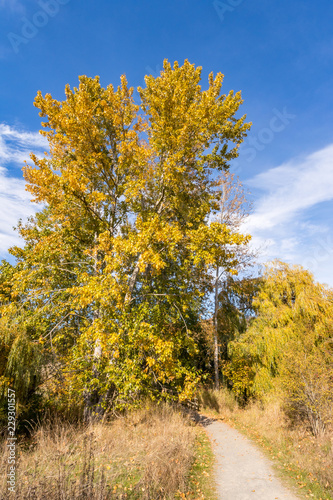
[225,261,333,434]
[218,275,258,362]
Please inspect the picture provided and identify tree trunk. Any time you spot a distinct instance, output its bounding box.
[84,234,104,422]
[124,261,140,304]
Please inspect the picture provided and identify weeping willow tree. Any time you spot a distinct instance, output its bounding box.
[225,261,333,432]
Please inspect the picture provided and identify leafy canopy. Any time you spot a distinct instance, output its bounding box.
[225,261,333,405]
[0,60,251,415]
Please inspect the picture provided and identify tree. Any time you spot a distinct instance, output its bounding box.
[1,60,251,419]
[225,261,333,434]
[211,172,255,389]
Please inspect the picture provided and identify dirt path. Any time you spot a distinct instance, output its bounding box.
[203,417,300,500]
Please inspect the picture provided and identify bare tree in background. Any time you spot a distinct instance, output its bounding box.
[213,172,257,390]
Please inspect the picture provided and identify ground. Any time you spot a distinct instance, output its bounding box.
[203,416,300,500]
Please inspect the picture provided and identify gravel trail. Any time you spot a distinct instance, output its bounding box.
[203,417,301,500]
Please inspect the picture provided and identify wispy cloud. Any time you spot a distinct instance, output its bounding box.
[0,167,36,256]
[0,123,46,257]
[0,123,47,167]
[245,144,333,230]
[244,144,333,285]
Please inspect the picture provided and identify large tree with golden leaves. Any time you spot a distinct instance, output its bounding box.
[1,60,251,419]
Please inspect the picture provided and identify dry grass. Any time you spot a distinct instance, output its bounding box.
[0,403,196,499]
[185,428,218,500]
[198,387,333,499]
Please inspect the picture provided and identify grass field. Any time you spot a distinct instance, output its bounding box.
[0,402,216,499]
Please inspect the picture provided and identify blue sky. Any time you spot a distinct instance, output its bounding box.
[1,0,333,284]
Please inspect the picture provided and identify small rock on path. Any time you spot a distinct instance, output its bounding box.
[204,417,300,500]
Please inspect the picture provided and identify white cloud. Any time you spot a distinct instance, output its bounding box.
[0,123,48,167]
[243,143,333,285]
[0,124,47,147]
[245,144,333,231]
[0,124,47,257]
[0,167,37,256]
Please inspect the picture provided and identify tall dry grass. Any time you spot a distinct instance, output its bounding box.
[198,387,333,499]
[0,403,196,499]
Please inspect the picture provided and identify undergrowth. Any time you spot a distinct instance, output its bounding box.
[0,403,201,499]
